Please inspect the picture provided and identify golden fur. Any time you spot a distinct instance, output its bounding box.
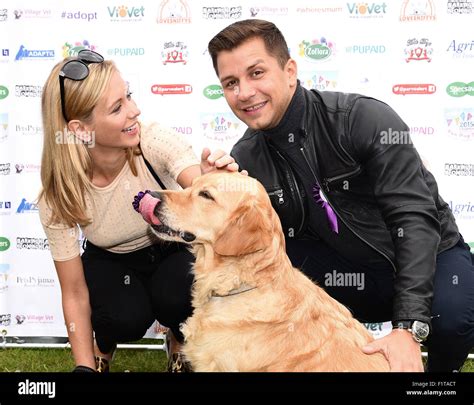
[152,172,389,371]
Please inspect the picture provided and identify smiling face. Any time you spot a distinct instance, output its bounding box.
[84,70,141,151]
[216,37,298,131]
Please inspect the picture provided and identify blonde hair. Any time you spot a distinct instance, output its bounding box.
[39,58,139,227]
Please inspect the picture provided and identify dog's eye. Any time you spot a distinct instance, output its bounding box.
[198,190,215,201]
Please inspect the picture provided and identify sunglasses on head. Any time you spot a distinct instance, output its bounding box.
[59,49,104,122]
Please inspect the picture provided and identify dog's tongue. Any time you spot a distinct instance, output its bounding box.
[137,193,161,225]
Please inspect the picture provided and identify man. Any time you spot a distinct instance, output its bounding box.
[208,19,474,372]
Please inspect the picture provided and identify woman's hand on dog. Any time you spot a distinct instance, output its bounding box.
[200,148,248,176]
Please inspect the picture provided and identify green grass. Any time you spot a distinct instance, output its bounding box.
[0,342,473,372]
[0,339,168,372]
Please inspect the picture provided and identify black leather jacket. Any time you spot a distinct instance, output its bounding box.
[231,87,460,325]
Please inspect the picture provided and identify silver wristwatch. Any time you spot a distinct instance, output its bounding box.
[393,320,430,343]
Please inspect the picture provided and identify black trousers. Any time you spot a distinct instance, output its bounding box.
[286,236,474,372]
[81,241,194,354]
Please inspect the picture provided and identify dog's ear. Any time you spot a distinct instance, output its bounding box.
[214,200,273,256]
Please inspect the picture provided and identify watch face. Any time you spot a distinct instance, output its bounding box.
[412,321,430,340]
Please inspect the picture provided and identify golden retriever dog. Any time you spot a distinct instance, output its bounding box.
[136,172,389,371]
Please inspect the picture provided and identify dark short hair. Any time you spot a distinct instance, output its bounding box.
[208,19,290,75]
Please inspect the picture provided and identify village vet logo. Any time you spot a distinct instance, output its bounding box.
[18,379,55,398]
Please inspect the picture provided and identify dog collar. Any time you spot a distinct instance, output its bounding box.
[211,284,257,298]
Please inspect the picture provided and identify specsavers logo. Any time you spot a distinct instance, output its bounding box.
[203,85,223,99]
[446,81,474,97]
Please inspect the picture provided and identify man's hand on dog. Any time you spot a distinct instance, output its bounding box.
[362,329,424,372]
[201,148,248,176]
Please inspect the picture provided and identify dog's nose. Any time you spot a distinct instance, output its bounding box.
[133,191,161,225]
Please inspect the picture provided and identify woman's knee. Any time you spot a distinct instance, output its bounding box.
[152,249,194,326]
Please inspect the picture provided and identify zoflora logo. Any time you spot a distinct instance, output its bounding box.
[204,85,223,100]
[446,82,474,97]
[299,38,335,62]
[0,237,10,251]
[0,85,8,99]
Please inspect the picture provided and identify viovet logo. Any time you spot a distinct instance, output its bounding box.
[107,5,145,22]
[392,84,436,95]
[347,2,387,18]
[151,84,192,95]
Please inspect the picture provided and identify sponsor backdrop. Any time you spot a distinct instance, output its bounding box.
[0,0,473,339]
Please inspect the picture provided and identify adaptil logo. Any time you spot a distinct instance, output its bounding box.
[201,113,241,142]
[157,0,191,24]
[151,84,192,95]
[0,237,10,252]
[347,2,387,18]
[62,40,96,58]
[108,5,145,22]
[161,41,188,64]
[393,84,436,95]
[0,85,8,99]
[203,85,223,100]
[16,198,39,214]
[15,45,54,61]
[405,38,433,62]
[445,109,474,141]
[299,38,335,62]
[400,0,436,21]
[447,81,474,97]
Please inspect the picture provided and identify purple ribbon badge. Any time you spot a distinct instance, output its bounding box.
[312,183,339,234]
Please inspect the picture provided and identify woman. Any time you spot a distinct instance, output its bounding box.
[38,50,239,372]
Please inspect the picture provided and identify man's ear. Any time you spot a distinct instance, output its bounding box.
[67,120,93,144]
[214,201,273,257]
[285,58,298,87]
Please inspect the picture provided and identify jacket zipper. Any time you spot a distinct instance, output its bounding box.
[323,166,362,192]
[299,147,397,273]
[268,189,284,205]
[273,149,306,237]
